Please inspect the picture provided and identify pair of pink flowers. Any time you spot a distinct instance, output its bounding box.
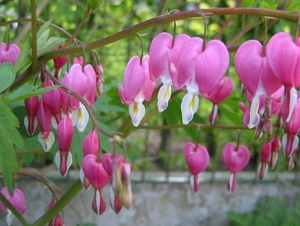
[236,32,300,171]
[118,32,233,127]
[80,130,134,215]
[183,141,250,192]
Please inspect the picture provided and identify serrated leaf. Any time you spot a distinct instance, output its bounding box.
[0,121,19,194]
[0,62,16,93]
[0,100,24,148]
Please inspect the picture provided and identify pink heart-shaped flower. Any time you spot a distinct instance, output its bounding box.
[235,40,282,97]
[183,142,210,175]
[0,42,21,65]
[222,142,250,173]
[82,154,110,189]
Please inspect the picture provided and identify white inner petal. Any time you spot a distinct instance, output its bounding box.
[181,92,199,125]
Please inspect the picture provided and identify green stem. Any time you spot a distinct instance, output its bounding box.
[40,65,118,137]
[0,193,29,226]
[15,148,43,156]
[32,179,82,226]
[138,123,248,130]
[10,7,299,90]
[40,7,299,61]
[64,7,91,47]
[30,0,38,75]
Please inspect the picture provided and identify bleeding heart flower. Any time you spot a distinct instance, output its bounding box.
[257,141,271,181]
[183,142,210,192]
[177,38,229,124]
[118,55,155,127]
[222,142,250,192]
[149,32,190,111]
[0,187,26,226]
[282,97,300,157]
[235,40,282,128]
[266,32,300,123]
[82,154,110,215]
[0,42,20,65]
[203,77,233,124]
[79,130,100,189]
[55,115,74,176]
[24,96,39,135]
[60,63,89,112]
[121,162,134,209]
[36,100,55,152]
[42,80,62,124]
[53,45,70,78]
[270,135,281,169]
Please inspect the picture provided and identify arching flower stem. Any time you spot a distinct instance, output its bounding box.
[40,65,120,137]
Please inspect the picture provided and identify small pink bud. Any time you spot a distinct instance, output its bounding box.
[257,141,271,181]
[109,188,123,214]
[56,115,74,176]
[53,45,69,69]
[72,56,84,66]
[270,136,281,169]
[82,130,100,157]
[42,81,62,124]
[24,96,39,135]
[92,189,106,215]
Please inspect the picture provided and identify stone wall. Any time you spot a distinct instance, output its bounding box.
[0,171,299,226]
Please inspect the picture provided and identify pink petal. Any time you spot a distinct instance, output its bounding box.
[177,37,203,89]
[266,32,300,87]
[222,142,250,173]
[195,40,229,96]
[82,154,110,189]
[183,142,210,175]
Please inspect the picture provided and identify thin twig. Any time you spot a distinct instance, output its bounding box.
[39,64,120,137]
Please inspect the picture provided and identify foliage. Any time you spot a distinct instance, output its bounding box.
[226,196,300,226]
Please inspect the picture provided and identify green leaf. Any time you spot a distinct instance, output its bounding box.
[260,2,278,9]
[242,0,258,7]
[14,34,32,74]
[161,96,181,124]
[38,36,67,56]
[0,32,4,43]
[286,2,300,11]
[0,100,21,193]
[0,62,16,93]
[37,20,52,38]
[14,20,66,74]
[0,123,18,194]
[0,100,24,148]
[3,84,60,103]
